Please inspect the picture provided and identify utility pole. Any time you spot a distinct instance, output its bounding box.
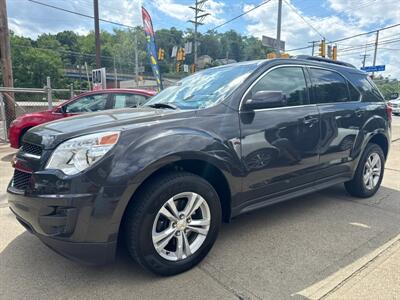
[0,0,16,128]
[113,56,117,88]
[276,0,283,57]
[372,30,379,77]
[360,42,370,68]
[93,0,101,68]
[134,34,139,87]
[189,0,210,69]
[309,41,318,56]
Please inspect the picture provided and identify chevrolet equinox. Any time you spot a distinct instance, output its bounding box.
[8,57,391,275]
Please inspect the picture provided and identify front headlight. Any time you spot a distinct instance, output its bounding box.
[46,131,120,175]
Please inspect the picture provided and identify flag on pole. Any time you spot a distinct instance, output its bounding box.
[141,7,163,91]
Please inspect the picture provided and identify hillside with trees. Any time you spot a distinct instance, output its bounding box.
[2,27,398,98]
[3,27,268,89]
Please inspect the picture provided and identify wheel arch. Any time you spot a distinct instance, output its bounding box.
[118,156,233,233]
[368,133,389,159]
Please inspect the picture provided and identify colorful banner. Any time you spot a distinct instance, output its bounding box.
[141,7,163,91]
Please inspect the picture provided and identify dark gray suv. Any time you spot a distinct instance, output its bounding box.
[8,56,391,275]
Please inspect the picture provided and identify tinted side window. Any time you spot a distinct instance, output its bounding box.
[310,68,350,103]
[249,67,308,106]
[348,82,361,101]
[113,94,148,109]
[65,94,109,113]
[348,74,384,102]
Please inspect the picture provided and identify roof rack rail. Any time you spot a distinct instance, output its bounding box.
[294,55,356,68]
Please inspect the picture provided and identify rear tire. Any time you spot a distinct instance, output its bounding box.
[124,171,221,276]
[344,143,385,198]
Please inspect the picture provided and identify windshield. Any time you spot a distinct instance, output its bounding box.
[146,62,262,109]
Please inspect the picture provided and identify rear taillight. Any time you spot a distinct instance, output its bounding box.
[386,104,392,122]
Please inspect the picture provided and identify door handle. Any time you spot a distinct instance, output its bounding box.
[303,116,319,126]
[355,109,364,117]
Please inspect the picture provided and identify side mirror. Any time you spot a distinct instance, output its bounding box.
[55,105,66,114]
[244,91,287,110]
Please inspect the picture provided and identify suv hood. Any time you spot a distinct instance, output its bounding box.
[24,107,194,149]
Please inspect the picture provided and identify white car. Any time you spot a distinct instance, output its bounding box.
[388,97,400,115]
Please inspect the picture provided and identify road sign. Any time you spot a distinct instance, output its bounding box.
[360,65,385,72]
[171,46,178,58]
[262,35,285,51]
[184,42,192,55]
[92,67,106,90]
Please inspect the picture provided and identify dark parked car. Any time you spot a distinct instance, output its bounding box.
[8,57,391,275]
[8,89,156,149]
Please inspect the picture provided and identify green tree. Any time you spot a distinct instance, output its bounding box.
[11,34,65,88]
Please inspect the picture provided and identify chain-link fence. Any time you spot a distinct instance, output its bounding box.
[0,77,87,142]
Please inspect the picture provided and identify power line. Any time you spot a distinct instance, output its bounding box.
[210,0,273,31]
[340,38,400,53]
[282,0,325,39]
[328,23,400,44]
[28,0,136,29]
[286,22,400,52]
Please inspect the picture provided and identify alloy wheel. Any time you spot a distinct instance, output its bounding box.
[152,192,211,261]
[363,152,382,190]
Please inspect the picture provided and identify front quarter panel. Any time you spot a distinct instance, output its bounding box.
[108,109,243,225]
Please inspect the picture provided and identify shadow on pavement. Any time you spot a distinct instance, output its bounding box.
[1,152,15,162]
[1,184,400,299]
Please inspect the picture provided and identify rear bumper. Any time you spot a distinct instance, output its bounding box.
[392,107,400,114]
[7,185,117,265]
[8,125,21,149]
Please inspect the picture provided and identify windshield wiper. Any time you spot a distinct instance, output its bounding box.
[146,103,178,110]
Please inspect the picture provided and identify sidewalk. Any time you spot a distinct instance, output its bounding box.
[326,236,400,299]
[296,137,400,300]
[295,233,400,299]
[0,143,15,207]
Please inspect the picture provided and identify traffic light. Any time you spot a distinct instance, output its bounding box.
[318,40,326,57]
[176,62,182,73]
[157,48,165,60]
[176,48,185,61]
[332,45,337,61]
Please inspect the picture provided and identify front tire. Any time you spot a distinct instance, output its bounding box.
[345,143,385,198]
[124,171,221,276]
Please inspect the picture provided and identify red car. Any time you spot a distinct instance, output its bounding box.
[9,89,156,149]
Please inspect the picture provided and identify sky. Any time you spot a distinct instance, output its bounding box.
[6,0,400,79]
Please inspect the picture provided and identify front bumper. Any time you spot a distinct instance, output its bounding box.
[7,185,117,265]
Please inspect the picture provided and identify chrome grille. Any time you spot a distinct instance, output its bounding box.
[21,143,42,157]
[12,170,31,190]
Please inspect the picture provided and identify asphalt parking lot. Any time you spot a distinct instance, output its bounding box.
[1,118,399,299]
